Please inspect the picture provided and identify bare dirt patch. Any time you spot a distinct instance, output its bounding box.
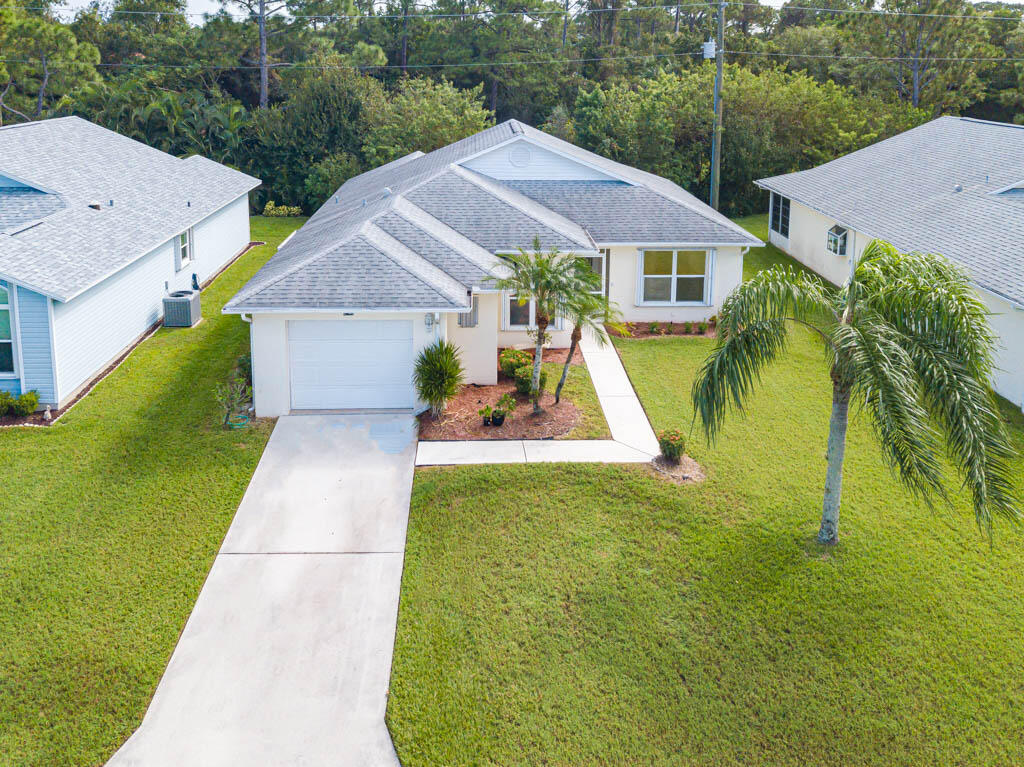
[499,345,583,367]
[419,382,582,440]
[648,454,706,485]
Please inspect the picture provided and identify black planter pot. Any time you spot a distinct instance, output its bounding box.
[491,412,506,426]
[482,415,492,426]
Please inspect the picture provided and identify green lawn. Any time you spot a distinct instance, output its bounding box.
[545,360,611,440]
[0,216,303,767]
[387,215,1024,766]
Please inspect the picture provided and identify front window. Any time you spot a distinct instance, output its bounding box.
[639,249,710,305]
[582,250,607,295]
[507,295,533,328]
[0,281,14,375]
[770,193,790,238]
[176,229,193,271]
[826,225,848,256]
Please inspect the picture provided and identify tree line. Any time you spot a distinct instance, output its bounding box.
[1,0,1021,214]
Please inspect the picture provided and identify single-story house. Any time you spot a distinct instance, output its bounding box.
[224,119,762,416]
[756,116,1024,410]
[0,117,259,410]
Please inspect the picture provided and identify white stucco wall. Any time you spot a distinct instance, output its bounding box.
[979,291,1024,408]
[446,293,499,385]
[51,193,252,405]
[605,245,744,323]
[249,311,443,417]
[776,201,868,287]
[776,199,1024,408]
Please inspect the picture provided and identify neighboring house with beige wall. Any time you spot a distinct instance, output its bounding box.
[225,119,760,416]
[757,116,1024,410]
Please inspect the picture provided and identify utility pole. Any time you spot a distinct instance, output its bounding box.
[709,0,725,210]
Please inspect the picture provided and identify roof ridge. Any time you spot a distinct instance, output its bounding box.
[354,234,463,308]
[362,222,470,305]
[450,165,596,251]
[389,197,503,277]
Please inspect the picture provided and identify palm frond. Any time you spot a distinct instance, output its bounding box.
[691,319,788,443]
[833,316,946,501]
[856,242,997,380]
[896,332,1021,535]
[717,265,836,342]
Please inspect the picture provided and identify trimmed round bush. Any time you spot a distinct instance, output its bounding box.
[414,339,465,417]
[658,429,686,464]
[513,364,547,397]
[499,348,531,378]
[0,390,14,416]
[11,390,39,417]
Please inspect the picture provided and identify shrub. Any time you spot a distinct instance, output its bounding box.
[236,354,253,387]
[0,390,15,416]
[513,364,547,396]
[649,321,660,335]
[499,348,531,378]
[414,339,465,417]
[215,376,251,428]
[11,390,39,417]
[493,392,517,417]
[683,321,694,335]
[658,429,686,464]
[698,321,709,334]
[262,200,303,217]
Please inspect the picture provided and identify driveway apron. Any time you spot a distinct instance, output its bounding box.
[107,414,416,767]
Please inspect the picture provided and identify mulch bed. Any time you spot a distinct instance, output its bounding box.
[648,454,706,484]
[419,382,582,440]
[610,322,717,340]
[498,345,583,366]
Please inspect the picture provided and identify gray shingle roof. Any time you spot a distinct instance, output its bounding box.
[756,116,1024,307]
[0,117,259,301]
[226,119,760,313]
[0,188,66,232]
[242,236,466,310]
[502,180,756,244]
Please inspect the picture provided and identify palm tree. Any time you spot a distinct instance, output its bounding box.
[493,239,578,414]
[692,240,1020,545]
[553,267,626,404]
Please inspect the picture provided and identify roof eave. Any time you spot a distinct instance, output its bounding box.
[222,303,470,315]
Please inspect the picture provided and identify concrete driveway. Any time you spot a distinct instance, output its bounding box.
[107,414,416,767]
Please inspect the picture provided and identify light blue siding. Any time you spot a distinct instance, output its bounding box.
[16,286,56,403]
[51,193,251,404]
[0,378,20,396]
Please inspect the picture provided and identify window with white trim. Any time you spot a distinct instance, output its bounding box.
[826,225,848,256]
[0,281,14,375]
[770,193,790,238]
[175,228,194,271]
[506,295,533,329]
[638,249,711,305]
[582,250,607,295]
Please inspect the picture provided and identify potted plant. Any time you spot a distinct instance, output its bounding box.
[490,393,517,426]
[478,404,492,426]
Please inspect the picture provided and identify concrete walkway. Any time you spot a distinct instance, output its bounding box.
[416,332,658,466]
[107,414,415,767]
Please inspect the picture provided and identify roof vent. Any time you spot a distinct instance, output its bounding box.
[954,183,963,193]
[381,186,392,196]
[88,201,102,210]
[109,199,114,207]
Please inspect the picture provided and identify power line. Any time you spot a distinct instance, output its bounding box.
[0,49,704,71]
[18,0,1024,23]
[725,48,1024,63]
[731,1,1023,22]
[18,2,712,21]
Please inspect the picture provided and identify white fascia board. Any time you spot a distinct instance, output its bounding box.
[222,304,466,315]
[597,241,763,248]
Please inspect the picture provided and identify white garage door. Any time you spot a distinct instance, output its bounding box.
[288,320,416,410]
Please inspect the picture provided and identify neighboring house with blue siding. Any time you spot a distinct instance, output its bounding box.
[0,117,259,409]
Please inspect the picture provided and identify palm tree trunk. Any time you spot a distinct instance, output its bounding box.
[818,379,851,545]
[258,0,269,109]
[555,324,581,404]
[531,316,548,414]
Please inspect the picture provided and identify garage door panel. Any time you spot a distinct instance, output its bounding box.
[288,320,416,410]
